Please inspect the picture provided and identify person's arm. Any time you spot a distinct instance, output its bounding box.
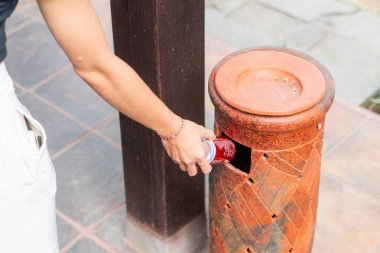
[37,0,215,176]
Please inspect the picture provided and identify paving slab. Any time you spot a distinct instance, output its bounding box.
[205,8,280,51]
[16,0,42,18]
[310,32,380,105]
[98,117,122,145]
[322,11,380,54]
[313,172,380,253]
[35,68,116,128]
[258,0,357,21]
[230,2,327,50]
[95,206,137,253]
[95,207,126,251]
[343,0,380,12]
[323,100,367,153]
[207,2,380,106]
[65,238,108,253]
[54,134,125,226]
[5,20,68,88]
[323,118,380,201]
[206,0,250,15]
[6,5,33,35]
[57,217,79,249]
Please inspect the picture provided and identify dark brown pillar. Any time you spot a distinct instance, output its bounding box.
[110,0,205,251]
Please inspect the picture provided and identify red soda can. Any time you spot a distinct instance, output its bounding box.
[202,137,236,165]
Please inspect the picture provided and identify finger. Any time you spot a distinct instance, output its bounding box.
[197,159,212,174]
[187,163,197,177]
[201,128,216,140]
[178,163,187,172]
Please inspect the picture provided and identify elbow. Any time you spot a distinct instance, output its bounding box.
[72,52,122,89]
[74,66,106,90]
[73,65,93,82]
[72,55,96,79]
[72,55,106,86]
[72,50,117,81]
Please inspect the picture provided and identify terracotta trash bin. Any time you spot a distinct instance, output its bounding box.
[208,48,334,253]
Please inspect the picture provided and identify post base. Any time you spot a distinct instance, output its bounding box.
[125,214,207,253]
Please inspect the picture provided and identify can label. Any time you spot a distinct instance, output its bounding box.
[204,137,236,165]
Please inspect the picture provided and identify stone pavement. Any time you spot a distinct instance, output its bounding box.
[205,1,380,252]
[4,0,380,252]
[6,1,128,252]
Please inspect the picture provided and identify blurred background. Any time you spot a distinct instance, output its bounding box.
[5,0,380,252]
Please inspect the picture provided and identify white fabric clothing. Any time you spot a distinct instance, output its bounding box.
[0,62,59,253]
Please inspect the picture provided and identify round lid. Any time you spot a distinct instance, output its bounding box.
[214,50,326,116]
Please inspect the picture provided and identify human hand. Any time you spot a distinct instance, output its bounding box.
[160,119,216,176]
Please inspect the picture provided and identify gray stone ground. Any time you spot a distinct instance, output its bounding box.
[4,0,380,252]
[205,0,380,111]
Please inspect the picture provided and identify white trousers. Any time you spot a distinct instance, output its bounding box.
[0,63,59,253]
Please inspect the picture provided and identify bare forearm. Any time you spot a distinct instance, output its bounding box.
[37,0,216,176]
[77,53,180,137]
[36,0,179,136]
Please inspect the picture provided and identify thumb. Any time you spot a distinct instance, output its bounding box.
[201,128,216,140]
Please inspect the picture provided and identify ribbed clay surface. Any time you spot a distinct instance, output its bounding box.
[208,47,334,253]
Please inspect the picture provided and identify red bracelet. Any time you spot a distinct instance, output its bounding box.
[159,117,184,141]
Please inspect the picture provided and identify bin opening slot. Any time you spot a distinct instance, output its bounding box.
[226,136,251,174]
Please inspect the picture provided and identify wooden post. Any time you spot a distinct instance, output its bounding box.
[110,0,205,251]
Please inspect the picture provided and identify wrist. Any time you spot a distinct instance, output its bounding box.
[154,113,183,139]
[158,116,184,141]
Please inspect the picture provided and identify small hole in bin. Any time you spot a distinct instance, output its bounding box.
[263,153,269,160]
[226,203,231,209]
[272,214,278,219]
[248,178,254,184]
[289,248,293,252]
[247,247,252,253]
[223,133,251,174]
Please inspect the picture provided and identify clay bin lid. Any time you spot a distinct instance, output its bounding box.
[214,49,326,116]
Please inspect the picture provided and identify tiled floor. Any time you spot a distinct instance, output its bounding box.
[205,1,380,252]
[4,0,380,252]
[5,1,125,252]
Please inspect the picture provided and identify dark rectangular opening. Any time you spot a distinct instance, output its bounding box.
[222,133,251,174]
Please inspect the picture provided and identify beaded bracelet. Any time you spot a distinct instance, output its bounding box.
[159,117,184,141]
